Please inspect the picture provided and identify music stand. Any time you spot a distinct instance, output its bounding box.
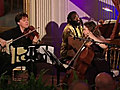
[42,48,70,85]
[42,48,61,66]
[11,45,39,80]
[42,47,57,86]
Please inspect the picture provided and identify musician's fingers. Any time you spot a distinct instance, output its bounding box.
[85,41,93,47]
[0,38,6,47]
[88,32,96,40]
[33,36,39,44]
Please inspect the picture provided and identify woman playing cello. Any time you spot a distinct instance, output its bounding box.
[62,21,111,89]
[83,21,111,86]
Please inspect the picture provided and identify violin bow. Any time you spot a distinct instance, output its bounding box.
[7,27,40,44]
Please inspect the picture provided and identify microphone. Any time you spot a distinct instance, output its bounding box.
[79,18,83,27]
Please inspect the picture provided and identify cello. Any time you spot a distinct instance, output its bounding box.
[62,36,94,86]
[62,23,104,86]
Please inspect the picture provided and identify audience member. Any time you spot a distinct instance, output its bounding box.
[68,80,91,90]
[95,72,116,90]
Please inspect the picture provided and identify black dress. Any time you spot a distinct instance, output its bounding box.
[85,44,111,86]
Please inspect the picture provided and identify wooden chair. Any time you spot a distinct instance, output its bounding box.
[105,47,120,77]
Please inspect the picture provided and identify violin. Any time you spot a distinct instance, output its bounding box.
[23,26,39,41]
[1,26,40,54]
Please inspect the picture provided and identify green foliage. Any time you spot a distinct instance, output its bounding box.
[73,70,88,83]
[0,69,57,90]
[73,70,78,81]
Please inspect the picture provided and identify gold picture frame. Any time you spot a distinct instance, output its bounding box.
[0,0,29,32]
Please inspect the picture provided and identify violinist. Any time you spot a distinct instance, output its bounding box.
[60,11,83,64]
[0,12,39,77]
[0,12,39,47]
[83,21,111,87]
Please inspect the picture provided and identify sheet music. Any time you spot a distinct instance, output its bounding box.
[11,45,54,64]
[36,45,54,64]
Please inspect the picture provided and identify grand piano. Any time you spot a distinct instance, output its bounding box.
[99,23,120,39]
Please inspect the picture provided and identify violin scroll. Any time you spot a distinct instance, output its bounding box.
[28,25,35,30]
[23,26,40,41]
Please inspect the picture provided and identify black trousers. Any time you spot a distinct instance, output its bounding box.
[0,52,37,78]
[85,57,111,86]
[0,52,11,76]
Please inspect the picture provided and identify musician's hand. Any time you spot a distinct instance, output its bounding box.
[88,32,108,49]
[0,38,6,47]
[87,32,96,39]
[32,36,39,44]
[85,41,93,47]
[83,28,95,39]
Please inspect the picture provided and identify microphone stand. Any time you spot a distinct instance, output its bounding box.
[74,37,120,48]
